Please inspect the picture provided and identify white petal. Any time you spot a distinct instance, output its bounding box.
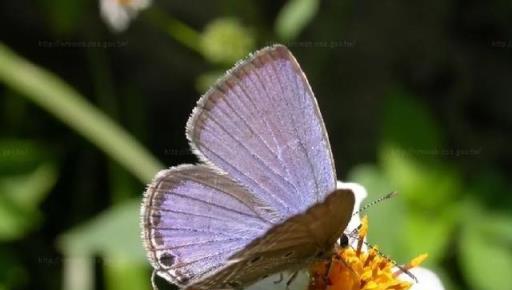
[132,0,152,9]
[99,0,152,32]
[399,267,445,290]
[100,0,131,31]
[245,271,308,290]
[336,181,367,231]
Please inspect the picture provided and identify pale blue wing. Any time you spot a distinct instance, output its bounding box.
[141,165,273,287]
[186,45,336,221]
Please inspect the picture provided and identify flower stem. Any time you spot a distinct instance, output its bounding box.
[145,7,202,54]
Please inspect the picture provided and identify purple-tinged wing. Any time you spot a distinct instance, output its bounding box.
[186,45,336,221]
[141,165,273,288]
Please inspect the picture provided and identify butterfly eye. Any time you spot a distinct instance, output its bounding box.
[250,256,262,263]
[159,252,175,267]
[339,234,349,247]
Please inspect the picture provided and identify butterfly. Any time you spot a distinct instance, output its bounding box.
[141,44,355,290]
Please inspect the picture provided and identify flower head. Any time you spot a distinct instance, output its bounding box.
[308,216,428,290]
[100,0,151,32]
[248,182,444,290]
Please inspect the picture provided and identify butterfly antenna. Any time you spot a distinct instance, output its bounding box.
[345,231,418,283]
[352,191,398,217]
[151,269,160,290]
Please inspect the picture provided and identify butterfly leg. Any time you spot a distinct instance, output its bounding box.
[394,264,418,283]
[321,256,335,286]
[273,273,284,284]
[335,251,360,281]
[286,271,299,289]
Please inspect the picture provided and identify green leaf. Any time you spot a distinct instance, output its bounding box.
[348,163,457,266]
[104,259,150,290]
[0,140,57,240]
[2,163,56,209]
[195,70,224,93]
[59,201,147,290]
[0,43,163,183]
[0,249,25,290]
[380,144,462,208]
[404,209,457,265]
[432,267,461,290]
[146,8,201,53]
[382,88,443,151]
[467,170,512,209]
[275,0,319,40]
[200,18,255,65]
[37,0,87,34]
[0,208,34,241]
[0,139,49,174]
[483,214,512,244]
[460,216,512,290]
[58,200,146,262]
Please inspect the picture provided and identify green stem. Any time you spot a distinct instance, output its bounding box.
[145,7,202,53]
[0,43,164,183]
[85,36,134,202]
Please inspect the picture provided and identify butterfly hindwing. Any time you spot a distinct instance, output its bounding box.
[141,165,273,287]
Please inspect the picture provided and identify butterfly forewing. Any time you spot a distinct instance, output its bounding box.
[186,45,337,221]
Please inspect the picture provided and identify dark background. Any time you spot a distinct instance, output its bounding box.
[1,1,511,290]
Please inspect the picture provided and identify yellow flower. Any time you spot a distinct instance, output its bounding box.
[308,216,428,290]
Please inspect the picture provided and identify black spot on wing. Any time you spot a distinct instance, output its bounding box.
[159,252,175,267]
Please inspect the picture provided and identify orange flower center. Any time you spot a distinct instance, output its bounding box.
[308,216,427,290]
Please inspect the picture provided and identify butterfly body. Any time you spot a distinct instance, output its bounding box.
[141,45,355,289]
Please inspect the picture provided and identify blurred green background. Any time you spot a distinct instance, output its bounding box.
[1,0,511,290]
